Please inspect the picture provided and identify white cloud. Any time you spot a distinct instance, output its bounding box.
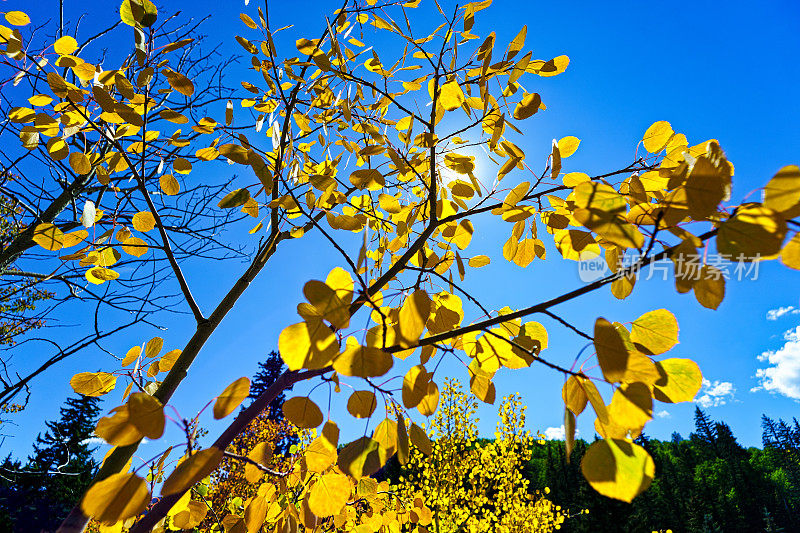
[767,306,799,321]
[656,410,671,418]
[543,425,579,440]
[696,378,735,408]
[754,325,800,400]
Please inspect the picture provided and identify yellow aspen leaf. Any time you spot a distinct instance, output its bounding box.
[652,358,703,403]
[308,473,351,517]
[781,233,800,270]
[402,365,429,408]
[581,439,654,503]
[469,367,496,404]
[629,309,678,355]
[397,290,431,347]
[213,377,250,419]
[222,515,247,533]
[159,349,181,372]
[172,501,208,529]
[5,11,30,26]
[33,223,64,251]
[764,164,800,213]
[173,157,192,174]
[717,205,786,260]
[513,92,541,120]
[563,172,590,187]
[218,188,251,208]
[303,280,350,329]
[562,376,588,415]
[608,382,652,429]
[349,169,385,191]
[127,392,165,439]
[642,121,674,153]
[439,81,465,111]
[62,229,88,248]
[409,423,432,455]
[506,25,527,60]
[551,139,562,179]
[120,0,157,27]
[379,193,401,213]
[333,343,392,378]
[160,174,180,195]
[611,272,636,300]
[161,448,223,496]
[132,211,156,232]
[86,267,120,284]
[578,377,609,424]
[121,237,148,257]
[80,473,149,525]
[244,442,273,483]
[467,255,490,267]
[244,496,267,533]
[395,116,412,131]
[338,436,382,478]
[121,346,141,367]
[594,317,629,383]
[54,35,78,55]
[684,156,728,220]
[347,390,377,418]
[694,266,725,310]
[143,336,162,358]
[70,372,117,396]
[284,396,323,428]
[396,410,410,465]
[166,71,194,96]
[621,351,661,385]
[95,405,143,446]
[565,408,576,460]
[278,319,339,371]
[325,267,354,304]
[417,381,439,416]
[304,437,336,473]
[557,136,581,157]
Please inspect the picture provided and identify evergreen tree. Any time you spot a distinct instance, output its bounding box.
[0,393,101,531]
[248,351,297,453]
[248,350,289,421]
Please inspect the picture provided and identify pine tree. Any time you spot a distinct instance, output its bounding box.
[0,393,101,531]
[248,350,289,421]
[248,351,297,454]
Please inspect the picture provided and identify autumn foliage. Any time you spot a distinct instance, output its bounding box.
[0,0,798,531]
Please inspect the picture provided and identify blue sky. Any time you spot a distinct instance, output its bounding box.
[3,0,800,461]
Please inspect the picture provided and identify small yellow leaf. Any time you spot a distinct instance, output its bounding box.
[308,473,350,517]
[213,377,250,419]
[468,255,490,267]
[81,473,150,525]
[32,223,64,251]
[132,211,156,232]
[127,392,165,439]
[642,121,674,153]
[333,344,392,378]
[557,136,581,157]
[513,92,541,120]
[337,436,382,479]
[160,174,180,195]
[54,35,78,55]
[161,448,223,496]
[397,290,431,347]
[594,318,629,383]
[284,396,323,428]
[5,11,30,26]
[347,390,377,418]
[653,358,703,403]
[581,439,654,502]
[70,372,117,396]
[763,165,800,213]
[629,309,678,355]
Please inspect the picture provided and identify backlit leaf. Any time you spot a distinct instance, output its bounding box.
[70,372,117,396]
[581,439,654,503]
[213,377,250,419]
[81,473,149,525]
[161,448,223,496]
[284,396,323,428]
